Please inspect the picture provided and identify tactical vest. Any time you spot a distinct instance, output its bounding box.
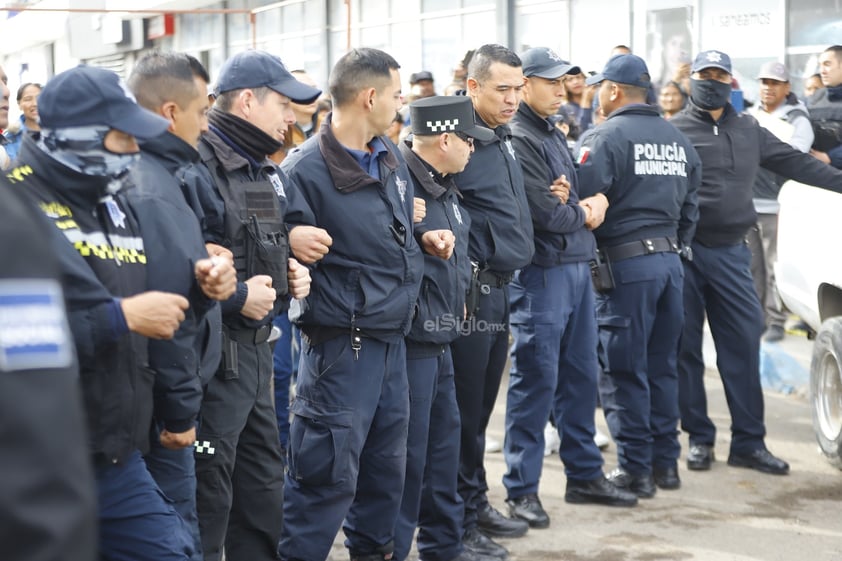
[808,88,842,151]
[199,143,289,296]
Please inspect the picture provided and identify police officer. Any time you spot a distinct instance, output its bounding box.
[577,54,701,497]
[394,96,494,561]
[193,50,315,561]
[450,43,534,557]
[808,45,842,169]
[671,50,842,475]
[8,64,195,560]
[279,48,437,561]
[126,51,237,561]
[503,47,637,529]
[0,182,97,561]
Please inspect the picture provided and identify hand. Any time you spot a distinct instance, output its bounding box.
[550,174,570,204]
[582,84,598,107]
[421,229,455,259]
[205,243,232,260]
[580,193,608,229]
[121,291,189,339]
[195,253,236,301]
[287,258,311,299]
[289,225,332,264]
[811,149,831,165]
[159,426,196,450]
[240,275,276,320]
[413,197,426,223]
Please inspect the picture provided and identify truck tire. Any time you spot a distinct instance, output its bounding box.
[810,316,842,468]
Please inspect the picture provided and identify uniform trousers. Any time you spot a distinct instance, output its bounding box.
[596,252,684,475]
[679,241,767,453]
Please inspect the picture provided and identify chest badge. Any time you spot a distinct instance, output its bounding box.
[504,139,517,160]
[269,173,286,198]
[452,202,463,225]
[104,198,126,229]
[396,177,407,203]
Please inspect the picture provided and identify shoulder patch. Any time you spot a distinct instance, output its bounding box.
[0,279,73,372]
[578,147,591,164]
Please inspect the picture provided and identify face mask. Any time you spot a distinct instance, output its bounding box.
[690,78,732,110]
[38,126,139,179]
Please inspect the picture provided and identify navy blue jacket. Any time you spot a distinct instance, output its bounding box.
[577,103,700,248]
[400,141,472,350]
[451,112,535,273]
[12,136,153,464]
[282,115,424,342]
[126,131,220,432]
[509,101,596,265]
[672,100,842,247]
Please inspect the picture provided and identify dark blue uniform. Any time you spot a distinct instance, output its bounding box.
[279,116,424,561]
[504,101,603,496]
[194,119,288,561]
[672,101,842,457]
[578,103,700,479]
[450,111,535,532]
[13,138,194,561]
[128,130,222,561]
[394,141,472,561]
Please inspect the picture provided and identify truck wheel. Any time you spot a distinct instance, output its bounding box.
[810,317,842,468]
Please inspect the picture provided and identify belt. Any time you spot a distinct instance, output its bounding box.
[477,269,514,288]
[225,324,273,345]
[601,237,678,262]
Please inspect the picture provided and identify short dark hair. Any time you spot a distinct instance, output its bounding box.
[16,82,41,103]
[214,86,272,113]
[824,45,842,63]
[467,44,521,84]
[613,81,648,101]
[329,48,400,107]
[128,51,209,112]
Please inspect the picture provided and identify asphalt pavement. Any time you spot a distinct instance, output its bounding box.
[326,328,842,561]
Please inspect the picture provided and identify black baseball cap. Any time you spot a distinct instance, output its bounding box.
[37,65,169,140]
[214,50,322,103]
[586,54,651,89]
[521,48,580,79]
[410,96,494,142]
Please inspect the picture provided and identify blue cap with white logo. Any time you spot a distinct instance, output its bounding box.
[691,50,732,74]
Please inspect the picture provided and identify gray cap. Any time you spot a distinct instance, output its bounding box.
[757,61,789,82]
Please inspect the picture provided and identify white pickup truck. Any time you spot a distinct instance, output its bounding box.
[776,181,842,468]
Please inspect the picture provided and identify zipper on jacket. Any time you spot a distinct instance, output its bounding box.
[713,125,719,136]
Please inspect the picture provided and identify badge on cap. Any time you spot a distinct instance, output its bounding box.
[0,279,73,372]
[706,51,723,63]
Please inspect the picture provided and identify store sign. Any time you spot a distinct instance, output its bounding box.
[704,0,784,58]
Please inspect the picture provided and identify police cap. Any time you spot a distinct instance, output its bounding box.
[410,96,494,141]
[586,53,651,89]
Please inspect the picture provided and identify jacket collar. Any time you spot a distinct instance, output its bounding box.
[202,126,274,177]
[685,99,736,124]
[140,131,199,173]
[398,140,452,199]
[470,108,511,146]
[605,103,661,121]
[516,101,557,133]
[317,112,399,193]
